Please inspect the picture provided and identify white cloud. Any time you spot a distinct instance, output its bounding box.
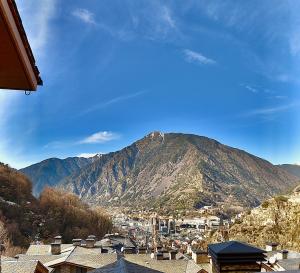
[183,49,216,65]
[72,8,96,25]
[79,131,119,144]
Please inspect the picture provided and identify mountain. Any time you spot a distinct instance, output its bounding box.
[56,132,299,209]
[228,185,300,251]
[20,156,98,195]
[277,164,300,179]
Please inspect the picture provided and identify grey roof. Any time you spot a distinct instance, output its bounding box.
[22,244,117,270]
[91,258,163,273]
[278,258,300,270]
[209,241,265,255]
[185,260,211,273]
[1,260,48,273]
[124,254,189,273]
[26,244,74,255]
[265,250,300,260]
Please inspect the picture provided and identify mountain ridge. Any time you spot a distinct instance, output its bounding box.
[53,132,299,209]
[20,156,98,195]
[277,164,300,179]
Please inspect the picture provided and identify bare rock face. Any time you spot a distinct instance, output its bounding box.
[54,132,298,209]
[229,187,300,251]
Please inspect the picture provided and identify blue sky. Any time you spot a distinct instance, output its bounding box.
[0,0,299,168]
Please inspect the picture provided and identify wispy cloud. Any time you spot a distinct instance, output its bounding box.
[183,49,216,65]
[81,90,146,115]
[72,8,96,25]
[243,85,258,93]
[272,95,288,100]
[287,1,300,56]
[16,0,56,58]
[79,131,119,144]
[245,102,298,117]
[160,6,176,29]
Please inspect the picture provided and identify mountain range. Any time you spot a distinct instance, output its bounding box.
[277,164,300,179]
[20,132,299,209]
[20,156,97,195]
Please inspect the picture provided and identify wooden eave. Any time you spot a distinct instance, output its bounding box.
[0,0,42,91]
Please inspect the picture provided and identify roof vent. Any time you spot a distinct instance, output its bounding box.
[54,235,62,244]
[51,243,61,255]
[86,238,95,248]
[72,239,82,246]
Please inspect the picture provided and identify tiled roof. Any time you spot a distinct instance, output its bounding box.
[23,244,117,270]
[1,260,44,273]
[26,244,74,255]
[64,253,117,269]
[185,260,211,273]
[124,254,188,273]
[18,253,68,264]
[278,258,300,270]
[91,258,163,273]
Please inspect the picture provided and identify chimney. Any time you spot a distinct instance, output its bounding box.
[169,250,177,260]
[51,243,61,255]
[123,247,134,254]
[138,247,147,254]
[88,235,97,240]
[72,239,82,246]
[156,252,164,260]
[192,250,209,264]
[54,236,62,244]
[266,242,278,252]
[277,250,288,260]
[86,238,95,248]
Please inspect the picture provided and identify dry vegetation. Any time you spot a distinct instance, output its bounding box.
[228,191,300,251]
[0,162,112,252]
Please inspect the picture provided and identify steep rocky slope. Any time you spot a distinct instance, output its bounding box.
[20,156,97,195]
[57,132,298,209]
[229,185,300,251]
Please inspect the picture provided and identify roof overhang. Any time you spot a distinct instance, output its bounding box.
[0,0,42,91]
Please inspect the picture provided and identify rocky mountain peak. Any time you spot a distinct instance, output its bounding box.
[21,132,300,209]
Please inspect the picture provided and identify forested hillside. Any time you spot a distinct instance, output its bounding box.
[0,162,112,254]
